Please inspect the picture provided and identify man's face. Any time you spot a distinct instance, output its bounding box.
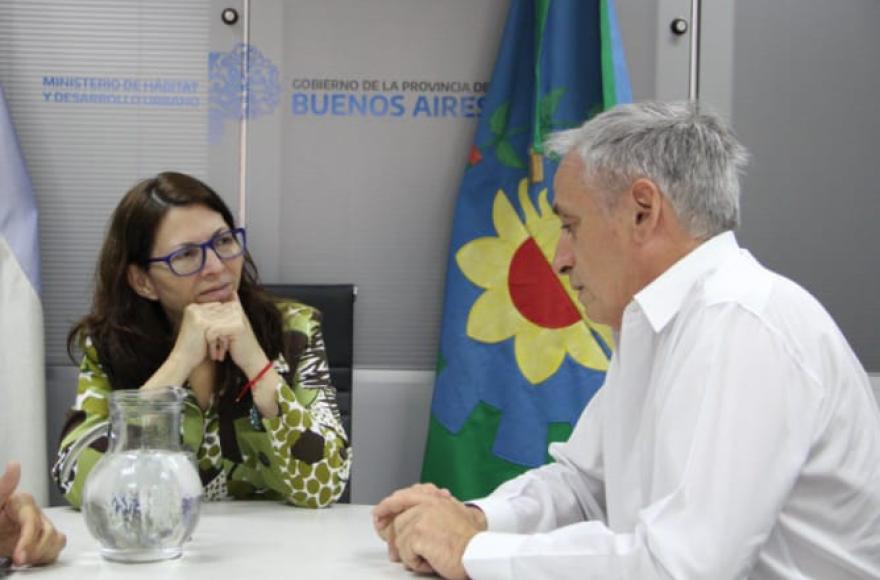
[552,153,634,330]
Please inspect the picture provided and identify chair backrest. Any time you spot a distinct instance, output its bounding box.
[263,283,355,502]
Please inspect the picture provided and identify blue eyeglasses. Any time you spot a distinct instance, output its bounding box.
[147,228,246,276]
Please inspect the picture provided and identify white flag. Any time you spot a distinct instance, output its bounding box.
[0,84,47,505]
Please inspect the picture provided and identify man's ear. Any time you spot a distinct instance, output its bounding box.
[628,178,662,243]
[127,264,159,301]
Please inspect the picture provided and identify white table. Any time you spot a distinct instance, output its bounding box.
[18,502,411,578]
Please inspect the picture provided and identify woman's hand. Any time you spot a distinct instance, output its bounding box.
[171,303,219,370]
[141,301,238,394]
[199,294,280,417]
[145,294,278,416]
[201,295,266,372]
[168,297,265,371]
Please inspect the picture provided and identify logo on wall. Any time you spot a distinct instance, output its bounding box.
[208,43,281,143]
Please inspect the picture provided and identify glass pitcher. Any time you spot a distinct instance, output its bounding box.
[82,386,203,562]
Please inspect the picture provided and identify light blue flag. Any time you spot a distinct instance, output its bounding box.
[0,83,48,503]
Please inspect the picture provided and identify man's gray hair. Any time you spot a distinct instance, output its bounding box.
[545,101,749,238]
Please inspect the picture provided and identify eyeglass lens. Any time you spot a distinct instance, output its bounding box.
[169,230,244,275]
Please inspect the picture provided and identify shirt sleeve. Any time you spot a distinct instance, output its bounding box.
[469,388,607,535]
[51,336,111,508]
[463,308,825,579]
[243,302,352,508]
[52,337,207,509]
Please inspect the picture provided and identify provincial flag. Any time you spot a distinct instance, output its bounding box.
[0,84,48,503]
[421,0,630,500]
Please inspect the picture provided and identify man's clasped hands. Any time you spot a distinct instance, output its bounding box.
[372,483,487,580]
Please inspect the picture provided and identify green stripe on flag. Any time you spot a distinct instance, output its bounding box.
[599,0,617,108]
[531,0,552,153]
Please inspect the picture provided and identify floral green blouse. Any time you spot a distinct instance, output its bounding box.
[52,300,351,509]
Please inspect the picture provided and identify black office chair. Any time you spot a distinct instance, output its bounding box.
[263,283,356,502]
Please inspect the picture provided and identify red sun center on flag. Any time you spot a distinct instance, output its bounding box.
[455,178,612,384]
[508,238,581,329]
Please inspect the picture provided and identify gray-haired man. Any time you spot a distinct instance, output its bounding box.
[373,101,880,579]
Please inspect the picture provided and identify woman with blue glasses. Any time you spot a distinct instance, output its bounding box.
[53,172,350,508]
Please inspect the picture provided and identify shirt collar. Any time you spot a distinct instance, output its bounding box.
[631,230,740,333]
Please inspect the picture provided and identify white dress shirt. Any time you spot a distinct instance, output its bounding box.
[463,232,880,579]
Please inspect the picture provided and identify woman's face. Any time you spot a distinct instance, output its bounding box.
[128,204,244,321]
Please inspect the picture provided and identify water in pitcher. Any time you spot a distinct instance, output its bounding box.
[83,449,202,562]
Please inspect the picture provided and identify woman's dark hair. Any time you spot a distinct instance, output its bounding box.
[68,172,283,401]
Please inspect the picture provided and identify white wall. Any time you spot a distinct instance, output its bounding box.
[350,369,434,504]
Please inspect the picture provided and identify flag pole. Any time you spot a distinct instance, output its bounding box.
[688,0,702,102]
[529,0,551,185]
[238,0,251,226]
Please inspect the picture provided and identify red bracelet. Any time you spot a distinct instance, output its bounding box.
[235,360,274,402]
